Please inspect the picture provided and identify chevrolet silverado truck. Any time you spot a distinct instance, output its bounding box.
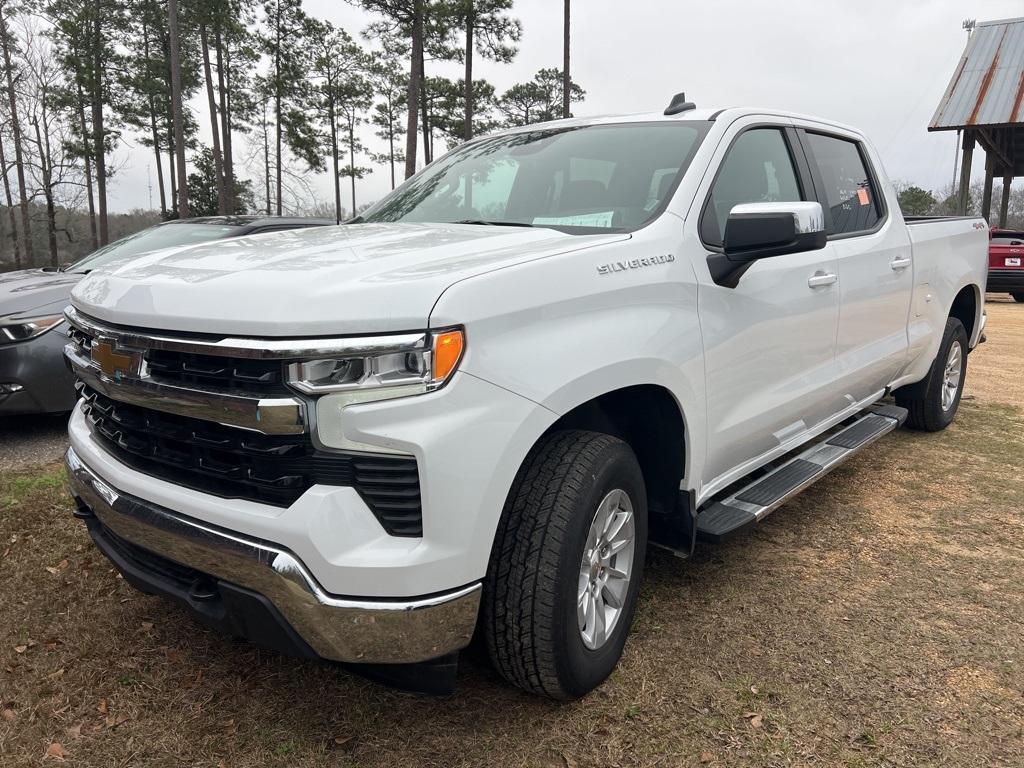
[63,97,988,700]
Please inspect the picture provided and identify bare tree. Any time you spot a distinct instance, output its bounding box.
[0,1,33,263]
[0,123,21,268]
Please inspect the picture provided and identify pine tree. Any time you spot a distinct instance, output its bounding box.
[308,18,366,223]
[453,0,519,141]
[498,68,584,127]
[366,48,406,190]
[48,0,127,244]
[261,0,322,215]
[0,1,33,262]
[350,0,458,178]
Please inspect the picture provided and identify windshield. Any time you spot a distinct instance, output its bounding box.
[362,122,709,233]
[69,222,241,274]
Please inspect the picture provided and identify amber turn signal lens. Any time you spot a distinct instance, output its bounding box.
[432,330,464,382]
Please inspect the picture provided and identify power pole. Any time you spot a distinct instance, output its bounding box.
[562,0,571,119]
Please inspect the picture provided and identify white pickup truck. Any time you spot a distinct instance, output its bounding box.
[63,97,988,700]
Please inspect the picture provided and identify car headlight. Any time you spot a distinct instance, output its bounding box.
[286,329,465,398]
[0,313,65,344]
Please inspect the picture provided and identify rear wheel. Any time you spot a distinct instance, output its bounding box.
[483,430,647,700]
[1011,291,1024,303]
[895,317,968,431]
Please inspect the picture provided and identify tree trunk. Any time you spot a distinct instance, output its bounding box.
[404,1,423,179]
[420,66,431,164]
[348,120,356,216]
[142,19,167,217]
[0,127,21,269]
[273,14,283,214]
[562,0,571,118]
[32,118,59,267]
[148,102,167,217]
[215,24,235,213]
[75,84,98,248]
[91,5,109,243]
[262,101,271,215]
[464,10,473,141]
[167,136,177,216]
[200,23,226,214]
[388,106,396,190]
[329,96,340,223]
[168,0,188,217]
[0,9,34,264]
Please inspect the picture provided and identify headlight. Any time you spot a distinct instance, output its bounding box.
[287,329,465,397]
[0,313,64,344]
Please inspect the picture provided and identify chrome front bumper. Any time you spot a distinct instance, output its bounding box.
[65,447,481,664]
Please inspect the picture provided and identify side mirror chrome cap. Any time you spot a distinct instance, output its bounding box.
[729,201,825,236]
[709,201,827,288]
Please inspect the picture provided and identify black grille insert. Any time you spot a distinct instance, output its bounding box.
[80,386,423,536]
[145,349,290,396]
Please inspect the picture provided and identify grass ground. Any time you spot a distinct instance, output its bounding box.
[1,299,1022,767]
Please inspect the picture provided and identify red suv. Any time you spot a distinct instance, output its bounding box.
[989,229,1024,302]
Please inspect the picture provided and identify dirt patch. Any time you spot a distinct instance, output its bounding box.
[966,295,1024,406]
[1,306,1023,767]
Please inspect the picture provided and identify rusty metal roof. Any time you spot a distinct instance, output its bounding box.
[929,17,1024,131]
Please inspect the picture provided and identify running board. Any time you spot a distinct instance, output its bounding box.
[696,404,907,542]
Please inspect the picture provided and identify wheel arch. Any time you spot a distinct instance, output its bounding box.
[949,282,981,346]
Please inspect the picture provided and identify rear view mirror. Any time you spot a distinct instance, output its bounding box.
[708,201,826,287]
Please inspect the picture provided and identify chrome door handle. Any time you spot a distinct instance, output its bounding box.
[890,256,912,270]
[807,272,837,288]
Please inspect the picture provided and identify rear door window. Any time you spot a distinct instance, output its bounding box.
[804,133,882,236]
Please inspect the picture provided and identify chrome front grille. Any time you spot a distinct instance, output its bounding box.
[64,308,424,536]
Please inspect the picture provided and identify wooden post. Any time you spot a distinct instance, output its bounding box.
[998,173,1012,228]
[981,152,994,223]
[957,132,975,215]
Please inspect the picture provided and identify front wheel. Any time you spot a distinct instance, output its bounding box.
[895,317,969,431]
[483,430,647,700]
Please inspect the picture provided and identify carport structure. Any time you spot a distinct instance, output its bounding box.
[929,16,1024,225]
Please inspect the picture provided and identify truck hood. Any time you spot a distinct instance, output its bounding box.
[0,268,81,317]
[71,222,628,335]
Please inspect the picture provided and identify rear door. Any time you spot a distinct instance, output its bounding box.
[797,128,912,402]
[689,119,841,493]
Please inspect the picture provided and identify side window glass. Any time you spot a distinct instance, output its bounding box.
[701,128,803,247]
[804,133,881,235]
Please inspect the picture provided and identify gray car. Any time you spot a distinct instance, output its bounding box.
[0,216,333,416]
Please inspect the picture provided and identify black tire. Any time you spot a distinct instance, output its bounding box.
[1011,292,1024,303]
[483,430,647,700]
[895,317,969,431]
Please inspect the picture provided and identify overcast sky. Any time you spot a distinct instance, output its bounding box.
[105,0,1024,214]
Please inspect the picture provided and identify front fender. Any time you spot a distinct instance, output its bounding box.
[430,220,707,491]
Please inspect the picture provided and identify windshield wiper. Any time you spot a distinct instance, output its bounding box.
[453,219,536,228]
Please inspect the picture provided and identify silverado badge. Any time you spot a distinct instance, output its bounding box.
[596,254,675,276]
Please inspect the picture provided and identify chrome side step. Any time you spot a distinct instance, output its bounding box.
[696,404,907,542]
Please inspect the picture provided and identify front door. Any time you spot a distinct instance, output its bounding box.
[689,122,841,494]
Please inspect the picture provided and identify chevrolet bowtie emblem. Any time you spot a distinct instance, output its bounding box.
[91,339,142,380]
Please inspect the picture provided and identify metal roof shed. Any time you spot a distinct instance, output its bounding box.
[929,17,1024,224]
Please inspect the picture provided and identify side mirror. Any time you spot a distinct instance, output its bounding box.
[708,201,826,287]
